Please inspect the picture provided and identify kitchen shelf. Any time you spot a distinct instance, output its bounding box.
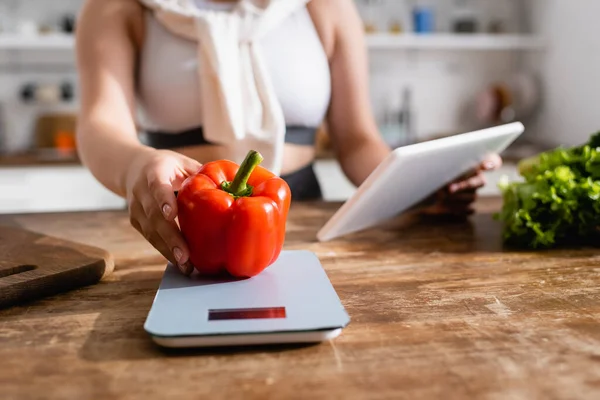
[0,33,74,50]
[0,33,545,52]
[366,33,545,51]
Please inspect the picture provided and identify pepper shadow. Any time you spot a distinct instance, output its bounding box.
[158,264,250,290]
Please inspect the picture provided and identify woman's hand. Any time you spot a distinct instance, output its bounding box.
[420,154,503,217]
[125,149,202,275]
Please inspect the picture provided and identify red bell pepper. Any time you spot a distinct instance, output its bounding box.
[176,150,291,278]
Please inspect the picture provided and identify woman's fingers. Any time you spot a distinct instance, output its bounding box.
[146,156,202,221]
[154,218,194,276]
[481,153,503,171]
[428,153,502,217]
[124,150,203,277]
[177,157,203,181]
[449,172,486,193]
[129,185,192,275]
[129,200,173,263]
[447,153,502,193]
[149,179,178,221]
[137,192,194,275]
[420,186,476,217]
[444,190,477,204]
[147,169,179,221]
[420,202,474,217]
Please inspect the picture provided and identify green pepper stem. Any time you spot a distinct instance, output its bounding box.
[225,150,264,196]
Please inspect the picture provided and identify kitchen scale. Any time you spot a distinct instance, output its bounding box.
[144,250,350,348]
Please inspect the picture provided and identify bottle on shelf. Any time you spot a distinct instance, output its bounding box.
[379,94,402,148]
[378,86,415,148]
[451,0,479,33]
[412,1,435,34]
[60,14,76,34]
[399,86,415,146]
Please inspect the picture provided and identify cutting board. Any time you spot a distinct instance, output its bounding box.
[0,225,114,308]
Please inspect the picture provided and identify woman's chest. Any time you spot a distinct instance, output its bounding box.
[136,8,332,131]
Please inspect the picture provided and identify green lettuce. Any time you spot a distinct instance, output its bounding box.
[495,132,600,248]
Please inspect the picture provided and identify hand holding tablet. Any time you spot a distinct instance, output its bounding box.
[317,122,525,242]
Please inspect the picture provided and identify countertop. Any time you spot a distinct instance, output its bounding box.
[1,198,599,399]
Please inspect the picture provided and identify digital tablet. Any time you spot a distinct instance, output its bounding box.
[316,122,525,242]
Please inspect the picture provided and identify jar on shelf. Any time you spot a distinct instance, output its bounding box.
[361,0,384,33]
[385,0,407,34]
[451,0,480,33]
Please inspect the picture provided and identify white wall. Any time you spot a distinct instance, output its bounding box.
[368,50,519,141]
[528,0,600,147]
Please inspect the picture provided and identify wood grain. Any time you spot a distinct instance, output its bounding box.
[0,225,114,309]
[0,197,599,400]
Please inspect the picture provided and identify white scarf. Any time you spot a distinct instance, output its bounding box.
[139,0,309,175]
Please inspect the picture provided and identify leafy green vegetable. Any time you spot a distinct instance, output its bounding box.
[495,131,600,248]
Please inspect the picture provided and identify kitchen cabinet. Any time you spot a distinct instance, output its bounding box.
[0,164,125,214]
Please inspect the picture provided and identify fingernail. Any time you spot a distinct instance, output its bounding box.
[162,204,172,218]
[173,248,192,276]
[179,262,194,276]
[173,247,183,263]
[483,161,495,170]
[449,184,459,193]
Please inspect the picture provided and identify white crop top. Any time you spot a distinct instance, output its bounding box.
[136,1,332,133]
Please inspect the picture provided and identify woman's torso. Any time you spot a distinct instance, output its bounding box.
[135,0,332,174]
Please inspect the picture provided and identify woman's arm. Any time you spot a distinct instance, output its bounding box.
[76,0,200,275]
[314,0,391,187]
[311,0,501,216]
[76,0,150,197]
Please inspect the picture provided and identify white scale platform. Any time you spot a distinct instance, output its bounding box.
[144,251,350,348]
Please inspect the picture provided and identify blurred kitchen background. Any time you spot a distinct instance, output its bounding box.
[0,0,597,213]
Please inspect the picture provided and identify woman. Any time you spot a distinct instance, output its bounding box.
[75,0,501,275]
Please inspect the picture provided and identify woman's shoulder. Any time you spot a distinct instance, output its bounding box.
[306,0,362,58]
[79,0,145,47]
[307,0,361,24]
[81,0,144,15]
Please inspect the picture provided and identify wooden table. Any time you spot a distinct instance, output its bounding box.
[1,198,599,400]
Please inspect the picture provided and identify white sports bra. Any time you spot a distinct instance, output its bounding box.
[136,0,332,134]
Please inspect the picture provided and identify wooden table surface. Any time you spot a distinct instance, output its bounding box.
[1,198,599,400]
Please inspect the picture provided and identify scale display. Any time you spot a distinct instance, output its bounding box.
[208,307,287,321]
